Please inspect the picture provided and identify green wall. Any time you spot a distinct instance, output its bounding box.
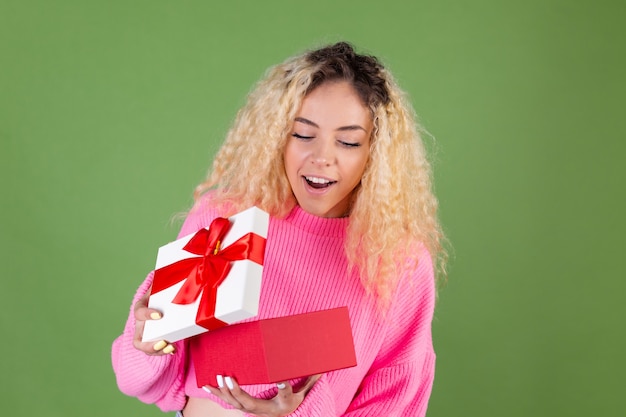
[1,1,624,416]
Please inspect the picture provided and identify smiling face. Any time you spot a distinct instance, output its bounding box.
[284,80,373,218]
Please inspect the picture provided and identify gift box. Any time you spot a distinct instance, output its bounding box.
[190,307,357,386]
[142,206,269,343]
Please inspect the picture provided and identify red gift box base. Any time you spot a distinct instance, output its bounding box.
[190,307,357,387]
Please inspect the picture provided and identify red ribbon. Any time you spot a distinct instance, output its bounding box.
[152,217,266,330]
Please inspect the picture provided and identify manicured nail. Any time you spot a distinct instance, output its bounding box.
[225,376,234,390]
[202,386,212,393]
[162,344,175,354]
[152,340,167,351]
[277,382,286,389]
[216,375,224,388]
[150,312,162,320]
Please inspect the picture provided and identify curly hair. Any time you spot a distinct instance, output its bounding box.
[194,42,446,303]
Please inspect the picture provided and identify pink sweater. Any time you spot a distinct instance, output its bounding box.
[112,199,436,416]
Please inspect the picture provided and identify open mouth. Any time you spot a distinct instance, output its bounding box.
[304,176,336,189]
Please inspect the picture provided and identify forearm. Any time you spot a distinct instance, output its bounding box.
[342,351,435,417]
[111,272,187,411]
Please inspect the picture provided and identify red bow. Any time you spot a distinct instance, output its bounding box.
[152,217,266,330]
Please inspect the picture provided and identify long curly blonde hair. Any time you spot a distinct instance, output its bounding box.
[194,42,446,303]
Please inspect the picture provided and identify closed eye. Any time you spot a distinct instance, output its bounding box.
[292,133,314,139]
[338,140,361,147]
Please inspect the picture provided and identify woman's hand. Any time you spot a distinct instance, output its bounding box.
[132,290,176,355]
[203,374,321,417]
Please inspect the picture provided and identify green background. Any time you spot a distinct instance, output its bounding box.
[1,1,624,416]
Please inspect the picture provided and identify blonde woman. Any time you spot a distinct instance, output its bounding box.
[112,41,446,417]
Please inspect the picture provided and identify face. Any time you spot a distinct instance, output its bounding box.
[284,80,373,218]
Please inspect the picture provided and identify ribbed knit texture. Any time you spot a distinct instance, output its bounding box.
[112,197,436,416]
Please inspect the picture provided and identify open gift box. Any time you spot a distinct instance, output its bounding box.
[190,306,357,386]
[142,206,269,343]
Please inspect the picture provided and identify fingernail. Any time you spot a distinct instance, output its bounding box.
[150,312,162,320]
[152,340,167,351]
[162,344,175,354]
[277,382,286,389]
[225,376,234,389]
[216,375,224,388]
[202,386,212,393]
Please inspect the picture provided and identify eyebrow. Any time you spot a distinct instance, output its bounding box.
[294,117,367,132]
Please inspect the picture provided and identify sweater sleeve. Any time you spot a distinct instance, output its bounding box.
[341,248,437,417]
[111,202,214,412]
[341,350,436,417]
[111,271,188,411]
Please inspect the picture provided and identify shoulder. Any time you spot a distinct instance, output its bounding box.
[370,243,436,366]
[390,243,436,320]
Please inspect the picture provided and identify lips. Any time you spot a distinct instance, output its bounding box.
[304,175,336,189]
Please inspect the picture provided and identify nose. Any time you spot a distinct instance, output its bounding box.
[310,138,335,166]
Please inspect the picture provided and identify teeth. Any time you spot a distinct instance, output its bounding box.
[305,176,332,184]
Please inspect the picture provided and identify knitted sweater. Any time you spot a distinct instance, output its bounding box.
[112,198,437,416]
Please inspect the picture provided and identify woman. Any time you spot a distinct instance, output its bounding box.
[112,41,446,417]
